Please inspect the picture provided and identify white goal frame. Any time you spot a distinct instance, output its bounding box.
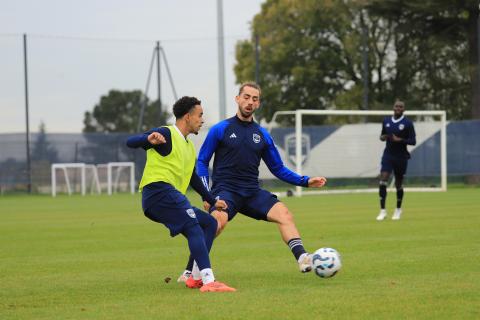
[97,162,135,195]
[270,109,447,197]
[51,163,101,197]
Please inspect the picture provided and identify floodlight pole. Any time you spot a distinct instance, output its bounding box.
[23,33,32,193]
[156,41,162,123]
[217,0,227,120]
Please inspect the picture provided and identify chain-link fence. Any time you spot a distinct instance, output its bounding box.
[1,120,479,194]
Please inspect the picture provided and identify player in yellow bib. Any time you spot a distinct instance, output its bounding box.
[127,96,235,292]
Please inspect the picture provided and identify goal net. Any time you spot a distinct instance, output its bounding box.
[260,109,447,196]
[51,163,101,196]
[96,162,135,195]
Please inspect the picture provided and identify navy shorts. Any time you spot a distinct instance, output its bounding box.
[210,188,279,221]
[381,154,408,177]
[143,183,209,237]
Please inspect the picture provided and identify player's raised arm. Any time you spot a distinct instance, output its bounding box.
[126,131,151,149]
[259,128,309,187]
[126,127,172,156]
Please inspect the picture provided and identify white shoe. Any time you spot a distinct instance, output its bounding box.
[376,209,387,221]
[298,253,312,273]
[177,271,191,283]
[392,208,402,220]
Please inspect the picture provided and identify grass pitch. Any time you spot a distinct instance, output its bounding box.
[1,188,479,319]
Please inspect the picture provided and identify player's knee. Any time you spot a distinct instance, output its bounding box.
[278,208,295,225]
[215,220,228,236]
[212,211,228,235]
[205,214,218,236]
[394,176,403,189]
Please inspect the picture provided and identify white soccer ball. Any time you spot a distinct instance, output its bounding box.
[311,247,342,278]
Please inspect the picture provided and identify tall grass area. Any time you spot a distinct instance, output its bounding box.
[1,189,479,319]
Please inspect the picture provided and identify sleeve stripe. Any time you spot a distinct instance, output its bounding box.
[201,176,210,191]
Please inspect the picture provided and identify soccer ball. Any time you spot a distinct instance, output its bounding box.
[311,247,342,278]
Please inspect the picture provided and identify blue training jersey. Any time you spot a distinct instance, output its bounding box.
[381,115,416,159]
[197,116,309,197]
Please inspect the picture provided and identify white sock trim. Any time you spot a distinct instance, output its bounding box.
[200,268,215,284]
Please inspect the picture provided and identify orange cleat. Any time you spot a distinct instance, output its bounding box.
[185,275,203,289]
[199,281,236,292]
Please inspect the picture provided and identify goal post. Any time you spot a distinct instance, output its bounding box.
[102,162,135,195]
[51,163,101,197]
[269,109,447,196]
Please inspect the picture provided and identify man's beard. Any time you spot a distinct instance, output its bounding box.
[240,109,253,118]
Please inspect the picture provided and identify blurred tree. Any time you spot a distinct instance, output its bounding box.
[31,122,58,192]
[235,0,479,123]
[236,0,365,124]
[367,0,479,119]
[31,122,58,162]
[83,90,169,133]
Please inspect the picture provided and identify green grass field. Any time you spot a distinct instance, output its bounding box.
[1,189,479,319]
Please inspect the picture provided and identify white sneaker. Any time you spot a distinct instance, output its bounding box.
[298,253,312,273]
[177,270,191,283]
[392,208,402,220]
[376,209,387,221]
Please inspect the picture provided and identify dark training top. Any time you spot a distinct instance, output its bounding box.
[197,115,310,197]
[381,115,417,159]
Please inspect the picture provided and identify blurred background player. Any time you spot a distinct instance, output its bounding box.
[127,96,235,292]
[178,82,327,282]
[376,100,416,221]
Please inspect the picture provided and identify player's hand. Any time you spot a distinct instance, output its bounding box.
[214,199,228,211]
[380,134,389,141]
[308,176,327,188]
[147,132,166,145]
[203,201,211,212]
[391,134,403,142]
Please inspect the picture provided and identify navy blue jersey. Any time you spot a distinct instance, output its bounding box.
[381,115,416,159]
[197,116,309,197]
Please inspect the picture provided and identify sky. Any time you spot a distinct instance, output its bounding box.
[0,0,264,133]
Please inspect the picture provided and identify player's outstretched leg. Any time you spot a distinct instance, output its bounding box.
[183,209,221,288]
[267,202,312,273]
[181,224,235,292]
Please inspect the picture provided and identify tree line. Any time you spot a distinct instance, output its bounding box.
[83,0,479,132]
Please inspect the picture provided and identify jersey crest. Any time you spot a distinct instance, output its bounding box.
[186,208,196,218]
[253,133,261,143]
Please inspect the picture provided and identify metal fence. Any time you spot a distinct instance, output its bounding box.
[1,119,479,194]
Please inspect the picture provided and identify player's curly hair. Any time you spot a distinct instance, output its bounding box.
[172,96,201,119]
